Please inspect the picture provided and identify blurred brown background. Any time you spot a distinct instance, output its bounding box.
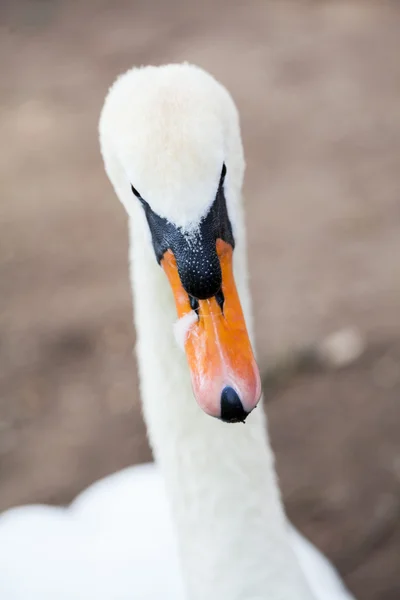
[1,1,400,598]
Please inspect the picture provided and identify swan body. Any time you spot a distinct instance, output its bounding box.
[0,64,355,600]
[0,464,352,600]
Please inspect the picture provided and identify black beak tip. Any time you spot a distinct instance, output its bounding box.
[220,386,249,423]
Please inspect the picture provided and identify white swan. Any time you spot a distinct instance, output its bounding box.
[0,63,355,600]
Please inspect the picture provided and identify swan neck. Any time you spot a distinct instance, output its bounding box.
[129,208,314,600]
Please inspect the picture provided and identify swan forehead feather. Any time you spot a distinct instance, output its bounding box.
[99,63,244,229]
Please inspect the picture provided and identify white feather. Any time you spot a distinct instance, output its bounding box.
[0,465,353,600]
[173,311,198,352]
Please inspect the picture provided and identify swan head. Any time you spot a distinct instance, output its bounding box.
[99,63,261,422]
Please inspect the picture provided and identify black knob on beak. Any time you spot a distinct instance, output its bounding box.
[220,387,249,423]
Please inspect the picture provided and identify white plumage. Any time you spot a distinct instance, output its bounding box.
[0,464,352,600]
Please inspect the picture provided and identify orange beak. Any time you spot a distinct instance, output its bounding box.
[162,239,261,421]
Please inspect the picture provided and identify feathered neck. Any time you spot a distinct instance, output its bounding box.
[128,202,314,600]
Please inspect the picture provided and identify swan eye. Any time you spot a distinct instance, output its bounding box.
[219,163,227,186]
[131,184,141,199]
[131,184,149,208]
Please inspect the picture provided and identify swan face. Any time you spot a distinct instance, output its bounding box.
[100,63,261,422]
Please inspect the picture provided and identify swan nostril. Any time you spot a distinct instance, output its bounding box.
[215,289,225,313]
[220,387,249,423]
[189,295,200,314]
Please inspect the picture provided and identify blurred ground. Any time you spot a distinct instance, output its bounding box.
[0,1,400,598]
